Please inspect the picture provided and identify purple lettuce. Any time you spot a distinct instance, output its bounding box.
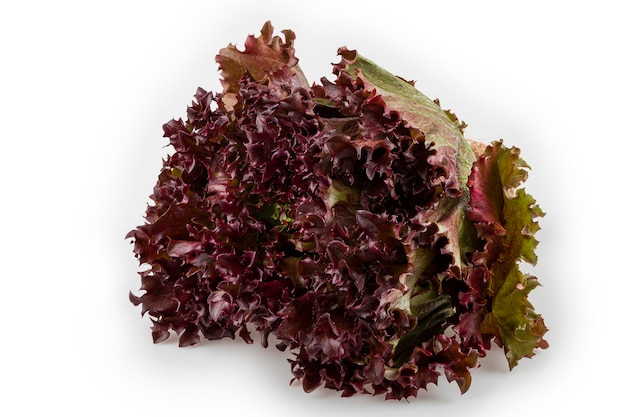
[127,22,547,400]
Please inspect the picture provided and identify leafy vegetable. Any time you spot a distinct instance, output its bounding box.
[127,21,547,400]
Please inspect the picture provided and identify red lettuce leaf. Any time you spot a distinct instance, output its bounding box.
[216,21,309,107]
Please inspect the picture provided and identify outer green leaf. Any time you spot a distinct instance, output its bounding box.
[492,269,548,369]
[468,140,547,368]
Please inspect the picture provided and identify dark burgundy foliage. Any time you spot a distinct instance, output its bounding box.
[128,22,547,400]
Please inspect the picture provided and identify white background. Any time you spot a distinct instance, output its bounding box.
[1,0,623,415]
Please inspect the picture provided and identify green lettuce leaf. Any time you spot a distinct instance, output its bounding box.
[468,140,548,368]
